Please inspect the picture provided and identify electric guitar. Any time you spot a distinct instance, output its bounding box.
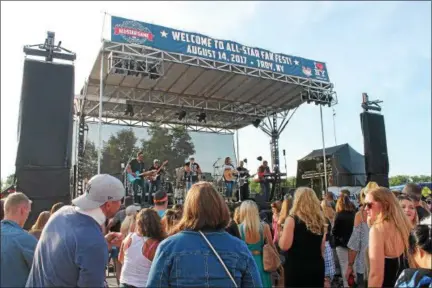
[148,160,168,181]
[127,170,156,183]
[238,173,256,186]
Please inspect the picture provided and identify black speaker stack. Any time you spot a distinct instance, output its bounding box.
[15,59,75,229]
[360,112,389,187]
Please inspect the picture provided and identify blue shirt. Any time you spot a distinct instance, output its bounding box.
[146,230,262,287]
[1,220,38,287]
[26,206,108,287]
[157,209,166,218]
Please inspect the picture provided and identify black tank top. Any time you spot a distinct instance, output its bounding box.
[382,254,408,287]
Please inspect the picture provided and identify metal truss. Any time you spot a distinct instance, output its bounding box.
[301,86,338,107]
[103,41,334,91]
[82,116,235,134]
[256,109,298,201]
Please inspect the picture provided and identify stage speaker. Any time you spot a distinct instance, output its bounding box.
[360,112,389,187]
[15,59,74,169]
[16,167,71,230]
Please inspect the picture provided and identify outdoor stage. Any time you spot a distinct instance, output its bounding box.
[74,15,337,200]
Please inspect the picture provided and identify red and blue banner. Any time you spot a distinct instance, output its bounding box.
[111,16,330,82]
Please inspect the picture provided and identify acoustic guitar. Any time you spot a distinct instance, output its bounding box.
[223,169,238,182]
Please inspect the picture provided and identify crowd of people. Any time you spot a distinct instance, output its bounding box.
[1,173,432,287]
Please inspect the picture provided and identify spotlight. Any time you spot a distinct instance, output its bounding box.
[197,112,206,123]
[243,158,248,164]
[257,156,263,161]
[124,104,134,116]
[176,110,186,120]
[252,119,261,128]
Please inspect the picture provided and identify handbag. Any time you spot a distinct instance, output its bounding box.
[263,226,281,272]
[199,231,238,288]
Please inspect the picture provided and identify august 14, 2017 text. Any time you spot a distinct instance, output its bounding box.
[171,31,291,73]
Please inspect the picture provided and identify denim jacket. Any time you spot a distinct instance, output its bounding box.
[146,230,262,287]
[1,220,38,287]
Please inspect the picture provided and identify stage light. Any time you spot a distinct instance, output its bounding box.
[124,104,134,116]
[243,158,248,164]
[176,110,186,120]
[257,156,263,161]
[197,112,206,123]
[252,119,261,128]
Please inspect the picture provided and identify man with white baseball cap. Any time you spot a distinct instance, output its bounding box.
[26,174,125,288]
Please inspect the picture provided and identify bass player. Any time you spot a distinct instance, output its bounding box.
[126,151,156,205]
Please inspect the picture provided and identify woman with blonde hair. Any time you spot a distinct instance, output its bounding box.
[398,195,419,227]
[233,206,241,224]
[238,200,273,287]
[120,205,139,238]
[365,187,412,287]
[29,211,50,240]
[279,187,326,287]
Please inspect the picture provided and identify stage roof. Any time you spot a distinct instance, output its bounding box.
[76,15,336,133]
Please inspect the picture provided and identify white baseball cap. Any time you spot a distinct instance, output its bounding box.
[72,174,125,210]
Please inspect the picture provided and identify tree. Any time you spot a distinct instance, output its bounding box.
[101,128,139,176]
[141,124,195,176]
[389,175,432,186]
[1,174,15,190]
[81,141,98,179]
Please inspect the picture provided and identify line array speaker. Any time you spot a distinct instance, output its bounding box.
[360,112,389,187]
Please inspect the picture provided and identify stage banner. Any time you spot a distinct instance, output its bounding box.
[111,16,330,82]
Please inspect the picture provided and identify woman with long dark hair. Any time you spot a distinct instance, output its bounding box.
[395,216,432,287]
[119,208,165,288]
[332,195,356,287]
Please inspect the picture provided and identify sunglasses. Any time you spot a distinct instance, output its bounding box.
[364,201,374,209]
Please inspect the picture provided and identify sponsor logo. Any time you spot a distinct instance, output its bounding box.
[314,62,324,71]
[114,20,154,45]
[302,66,312,77]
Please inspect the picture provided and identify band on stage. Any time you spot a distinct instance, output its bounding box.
[126,152,272,205]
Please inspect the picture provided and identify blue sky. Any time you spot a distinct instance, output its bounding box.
[1,1,431,179]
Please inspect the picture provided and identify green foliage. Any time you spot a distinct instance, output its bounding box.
[80,125,195,178]
[141,124,195,176]
[101,129,139,176]
[389,175,431,186]
[81,141,98,180]
[1,174,15,190]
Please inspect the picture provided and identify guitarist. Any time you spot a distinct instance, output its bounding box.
[184,157,201,192]
[223,157,237,202]
[149,159,165,202]
[237,160,250,201]
[127,152,155,205]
